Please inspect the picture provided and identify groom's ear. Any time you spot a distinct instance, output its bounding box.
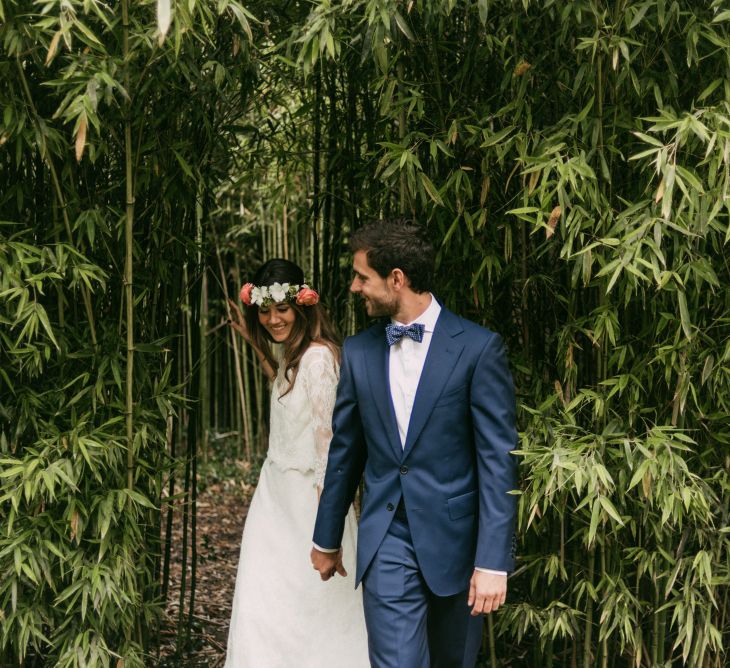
[389,268,408,291]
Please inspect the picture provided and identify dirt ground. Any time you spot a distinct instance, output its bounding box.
[157,460,257,667]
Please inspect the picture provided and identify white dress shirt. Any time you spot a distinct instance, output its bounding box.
[389,296,441,447]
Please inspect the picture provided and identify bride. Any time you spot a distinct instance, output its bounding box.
[225,259,368,667]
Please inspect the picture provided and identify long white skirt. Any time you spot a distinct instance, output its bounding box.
[225,458,369,667]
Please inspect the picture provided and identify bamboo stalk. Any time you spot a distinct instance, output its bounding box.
[312,72,322,289]
[161,412,175,603]
[215,243,251,459]
[600,544,608,668]
[176,264,193,655]
[583,548,595,668]
[283,203,289,260]
[487,614,497,668]
[186,257,201,637]
[254,349,264,450]
[121,0,135,497]
[198,196,209,466]
[175,445,191,657]
[241,332,253,451]
[119,10,140,652]
[397,61,407,212]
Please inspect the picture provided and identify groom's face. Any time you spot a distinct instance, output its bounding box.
[351,250,398,317]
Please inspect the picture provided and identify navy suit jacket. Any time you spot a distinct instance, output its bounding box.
[313,306,518,597]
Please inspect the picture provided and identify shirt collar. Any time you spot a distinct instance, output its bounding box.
[391,293,441,332]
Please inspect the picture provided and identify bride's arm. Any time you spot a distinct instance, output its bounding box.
[302,347,339,496]
[227,298,275,380]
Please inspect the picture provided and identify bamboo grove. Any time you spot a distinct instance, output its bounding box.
[1,0,729,666]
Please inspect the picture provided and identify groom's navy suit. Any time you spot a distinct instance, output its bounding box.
[314,305,517,666]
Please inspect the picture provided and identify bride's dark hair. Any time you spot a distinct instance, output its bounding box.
[244,258,340,396]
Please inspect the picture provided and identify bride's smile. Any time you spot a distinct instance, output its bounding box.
[258,303,296,342]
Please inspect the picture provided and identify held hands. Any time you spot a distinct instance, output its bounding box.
[468,570,507,616]
[310,546,347,581]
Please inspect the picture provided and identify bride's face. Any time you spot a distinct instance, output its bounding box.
[258,302,297,342]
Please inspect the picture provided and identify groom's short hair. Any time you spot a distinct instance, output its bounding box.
[350,218,435,293]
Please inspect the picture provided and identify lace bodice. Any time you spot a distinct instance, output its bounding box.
[267,345,339,486]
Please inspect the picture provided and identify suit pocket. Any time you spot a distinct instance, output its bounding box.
[435,384,467,408]
[447,490,477,520]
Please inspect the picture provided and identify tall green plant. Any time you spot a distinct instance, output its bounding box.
[0,0,258,663]
[240,0,729,664]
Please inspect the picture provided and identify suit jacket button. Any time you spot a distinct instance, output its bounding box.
[386,503,394,511]
[399,466,408,475]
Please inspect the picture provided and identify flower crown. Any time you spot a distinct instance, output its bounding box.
[239,281,319,307]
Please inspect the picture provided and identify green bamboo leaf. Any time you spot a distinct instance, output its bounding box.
[228,3,254,43]
[631,132,664,148]
[588,500,601,546]
[21,561,38,584]
[506,206,540,215]
[477,0,488,23]
[701,355,714,384]
[0,464,24,478]
[599,496,624,525]
[393,12,414,41]
[698,78,723,102]
[72,19,104,49]
[420,173,444,206]
[712,9,730,22]
[628,460,650,491]
[482,126,515,148]
[628,1,651,29]
[677,290,692,339]
[125,489,157,509]
[605,262,623,293]
[173,150,194,179]
[157,0,172,42]
[325,31,336,59]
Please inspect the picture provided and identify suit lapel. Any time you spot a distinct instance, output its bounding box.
[403,309,464,458]
[364,324,403,460]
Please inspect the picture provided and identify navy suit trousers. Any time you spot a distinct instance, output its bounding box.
[362,502,484,668]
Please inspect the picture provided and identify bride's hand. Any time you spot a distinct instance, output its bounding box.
[227,299,250,342]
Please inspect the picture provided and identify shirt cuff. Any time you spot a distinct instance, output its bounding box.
[475,568,507,576]
[313,543,339,553]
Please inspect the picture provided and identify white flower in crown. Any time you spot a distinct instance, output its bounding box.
[250,286,265,306]
[269,282,287,302]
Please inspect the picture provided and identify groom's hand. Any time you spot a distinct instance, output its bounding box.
[468,571,507,616]
[311,546,347,581]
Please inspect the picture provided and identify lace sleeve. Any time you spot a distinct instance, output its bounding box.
[301,346,340,488]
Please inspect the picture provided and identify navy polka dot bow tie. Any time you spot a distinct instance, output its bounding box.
[385,323,426,346]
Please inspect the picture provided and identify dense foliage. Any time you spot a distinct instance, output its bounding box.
[0,0,258,663]
[1,0,728,666]
[251,1,730,665]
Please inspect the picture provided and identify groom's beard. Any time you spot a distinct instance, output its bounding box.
[361,293,398,318]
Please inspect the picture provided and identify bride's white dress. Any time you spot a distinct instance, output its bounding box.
[225,345,369,667]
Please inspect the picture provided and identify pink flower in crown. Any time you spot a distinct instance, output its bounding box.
[239,283,254,305]
[296,286,319,306]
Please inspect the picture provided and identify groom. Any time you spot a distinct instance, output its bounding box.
[311,219,517,667]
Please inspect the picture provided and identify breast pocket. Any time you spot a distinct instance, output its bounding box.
[447,490,477,520]
[434,384,468,408]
